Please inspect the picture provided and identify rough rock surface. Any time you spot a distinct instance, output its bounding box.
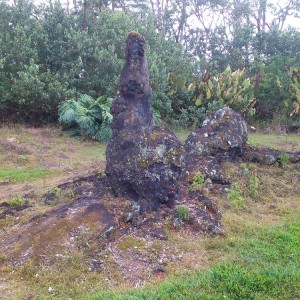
[1,175,119,266]
[243,145,300,165]
[106,32,184,211]
[184,107,247,182]
[110,32,153,136]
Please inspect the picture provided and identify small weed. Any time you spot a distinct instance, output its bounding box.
[279,152,290,168]
[64,188,75,198]
[98,172,106,179]
[0,254,8,264]
[7,195,26,206]
[45,187,75,205]
[17,155,29,165]
[177,205,189,221]
[149,242,163,252]
[239,163,250,175]
[45,187,61,205]
[247,170,260,199]
[51,187,61,197]
[227,183,246,209]
[16,262,37,280]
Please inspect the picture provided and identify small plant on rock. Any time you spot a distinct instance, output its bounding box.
[190,172,205,190]
[7,195,26,206]
[239,163,250,175]
[51,187,61,197]
[279,152,290,168]
[177,205,189,221]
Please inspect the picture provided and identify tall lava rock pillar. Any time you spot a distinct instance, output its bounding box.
[105,32,184,211]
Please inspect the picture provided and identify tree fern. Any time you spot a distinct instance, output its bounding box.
[153,108,161,126]
[58,94,113,143]
[98,123,112,143]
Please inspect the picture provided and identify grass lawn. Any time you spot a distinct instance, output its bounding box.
[89,222,300,300]
[0,126,106,201]
[0,167,52,183]
[0,126,299,300]
[248,132,300,151]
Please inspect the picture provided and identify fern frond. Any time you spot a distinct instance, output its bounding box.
[59,107,76,124]
[58,94,113,142]
[97,122,112,143]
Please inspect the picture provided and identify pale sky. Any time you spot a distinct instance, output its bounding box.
[7,0,300,30]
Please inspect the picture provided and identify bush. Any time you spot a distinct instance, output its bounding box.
[190,65,255,117]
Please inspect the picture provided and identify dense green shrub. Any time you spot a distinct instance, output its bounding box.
[192,66,255,113]
[58,95,113,143]
[0,0,299,129]
[0,1,193,124]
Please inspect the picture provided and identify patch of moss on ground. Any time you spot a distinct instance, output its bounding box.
[117,236,146,251]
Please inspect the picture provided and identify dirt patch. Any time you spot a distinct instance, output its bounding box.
[0,126,106,202]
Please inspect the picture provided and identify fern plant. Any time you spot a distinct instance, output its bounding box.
[58,94,113,143]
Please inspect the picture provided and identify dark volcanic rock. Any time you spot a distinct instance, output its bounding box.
[185,107,247,160]
[243,145,300,165]
[106,32,184,211]
[110,32,153,136]
[184,107,247,182]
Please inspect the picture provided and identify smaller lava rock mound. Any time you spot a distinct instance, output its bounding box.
[184,107,247,182]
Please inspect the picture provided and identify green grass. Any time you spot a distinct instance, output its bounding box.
[0,167,52,183]
[88,222,300,300]
[248,133,300,151]
[174,129,300,152]
[77,144,106,161]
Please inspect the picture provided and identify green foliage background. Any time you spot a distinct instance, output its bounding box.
[0,0,299,130]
